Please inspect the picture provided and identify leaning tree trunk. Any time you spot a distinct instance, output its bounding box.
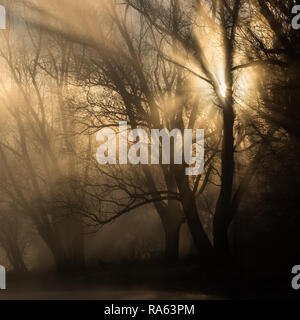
[174,169,214,265]
[36,220,70,271]
[182,190,215,265]
[142,166,184,264]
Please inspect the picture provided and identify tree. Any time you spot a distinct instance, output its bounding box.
[23,0,216,263]
[0,8,89,270]
[22,0,299,272]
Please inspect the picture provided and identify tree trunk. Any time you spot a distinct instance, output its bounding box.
[213,100,235,264]
[161,202,183,264]
[48,238,68,272]
[183,191,215,264]
[174,167,214,264]
[68,218,86,271]
[36,221,69,271]
[164,222,180,264]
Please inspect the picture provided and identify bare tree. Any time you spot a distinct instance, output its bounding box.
[17,0,299,272]
[0,10,89,270]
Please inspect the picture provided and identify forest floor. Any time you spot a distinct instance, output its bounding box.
[0,263,298,300]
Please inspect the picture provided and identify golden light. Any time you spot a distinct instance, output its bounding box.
[220,82,227,98]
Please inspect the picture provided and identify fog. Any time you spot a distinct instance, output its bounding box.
[0,0,299,299]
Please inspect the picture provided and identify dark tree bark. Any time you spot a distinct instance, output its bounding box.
[162,209,182,264]
[173,166,214,264]
[213,100,235,263]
